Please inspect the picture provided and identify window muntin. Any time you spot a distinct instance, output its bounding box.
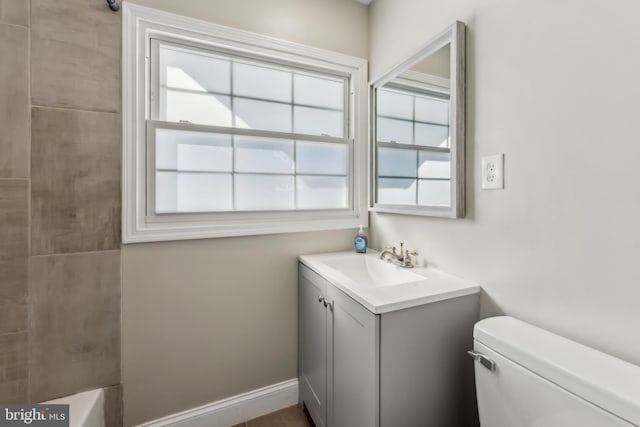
[376,86,451,207]
[151,40,351,214]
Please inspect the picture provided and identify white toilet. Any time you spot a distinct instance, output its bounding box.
[470,316,640,427]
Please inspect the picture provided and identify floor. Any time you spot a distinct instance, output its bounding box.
[231,405,315,427]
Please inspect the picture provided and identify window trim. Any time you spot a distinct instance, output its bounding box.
[122,3,368,243]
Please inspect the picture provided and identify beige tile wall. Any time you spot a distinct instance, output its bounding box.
[0,0,122,423]
[0,0,29,27]
[0,0,30,405]
[31,107,121,255]
[31,0,121,112]
[0,331,28,403]
[0,23,29,178]
[30,251,121,402]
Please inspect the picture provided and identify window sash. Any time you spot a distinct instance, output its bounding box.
[145,120,354,217]
[149,38,351,138]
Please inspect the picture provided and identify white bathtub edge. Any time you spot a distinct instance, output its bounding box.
[43,388,105,427]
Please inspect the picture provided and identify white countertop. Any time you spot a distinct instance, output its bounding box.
[299,250,481,314]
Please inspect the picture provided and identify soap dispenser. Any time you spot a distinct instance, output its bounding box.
[354,225,368,254]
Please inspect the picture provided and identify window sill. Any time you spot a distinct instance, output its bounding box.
[122,215,365,243]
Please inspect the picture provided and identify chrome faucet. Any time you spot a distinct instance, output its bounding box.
[379,243,418,268]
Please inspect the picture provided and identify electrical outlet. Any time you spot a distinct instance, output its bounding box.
[482,154,504,190]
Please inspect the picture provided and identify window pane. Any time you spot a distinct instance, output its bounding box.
[415,122,449,148]
[297,142,348,175]
[156,172,232,213]
[377,178,416,205]
[378,147,417,178]
[418,151,450,179]
[234,98,292,133]
[415,96,449,125]
[159,46,230,93]
[233,62,291,103]
[377,117,412,144]
[418,179,450,206]
[156,129,232,172]
[294,106,343,137]
[294,74,344,110]
[234,137,294,173]
[235,174,294,210]
[162,90,232,127]
[377,89,413,120]
[297,176,348,209]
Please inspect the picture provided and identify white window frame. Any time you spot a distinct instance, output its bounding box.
[122,4,368,243]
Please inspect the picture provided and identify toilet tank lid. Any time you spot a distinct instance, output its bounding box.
[474,316,640,426]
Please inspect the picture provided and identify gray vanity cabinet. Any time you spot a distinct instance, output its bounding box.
[327,280,379,427]
[299,262,480,427]
[299,264,329,426]
[299,264,378,427]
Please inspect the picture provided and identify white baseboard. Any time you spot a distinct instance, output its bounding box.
[138,379,299,427]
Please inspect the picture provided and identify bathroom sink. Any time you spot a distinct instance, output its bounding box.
[323,255,424,287]
[299,251,481,314]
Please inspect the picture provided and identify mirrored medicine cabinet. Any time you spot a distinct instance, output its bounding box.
[370,21,466,218]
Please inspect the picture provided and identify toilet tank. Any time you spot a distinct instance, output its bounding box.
[472,316,640,427]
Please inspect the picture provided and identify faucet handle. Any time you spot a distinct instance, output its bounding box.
[407,250,421,267]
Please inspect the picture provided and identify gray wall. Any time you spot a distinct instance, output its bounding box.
[121,0,369,424]
[369,0,640,366]
[0,0,122,420]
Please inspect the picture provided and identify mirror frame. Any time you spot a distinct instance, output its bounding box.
[369,21,466,218]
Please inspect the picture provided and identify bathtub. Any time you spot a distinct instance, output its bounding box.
[43,388,105,427]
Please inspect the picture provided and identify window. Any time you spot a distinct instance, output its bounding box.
[376,82,451,207]
[123,4,368,242]
[151,42,349,213]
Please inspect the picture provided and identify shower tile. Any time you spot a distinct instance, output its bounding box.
[104,384,123,427]
[0,23,29,178]
[0,300,27,334]
[0,331,28,403]
[0,179,28,300]
[0,0,29,27]
[31,107,121,255]
[31,0,120,112]
[30,251,121,402]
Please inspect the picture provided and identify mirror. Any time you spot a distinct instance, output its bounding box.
[370,22,465,218]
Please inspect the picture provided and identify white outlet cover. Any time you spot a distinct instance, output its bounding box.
[482,154,504,190]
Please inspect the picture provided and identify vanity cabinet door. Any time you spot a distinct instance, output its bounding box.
[299,265,329,427]
[327,285,379,427]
